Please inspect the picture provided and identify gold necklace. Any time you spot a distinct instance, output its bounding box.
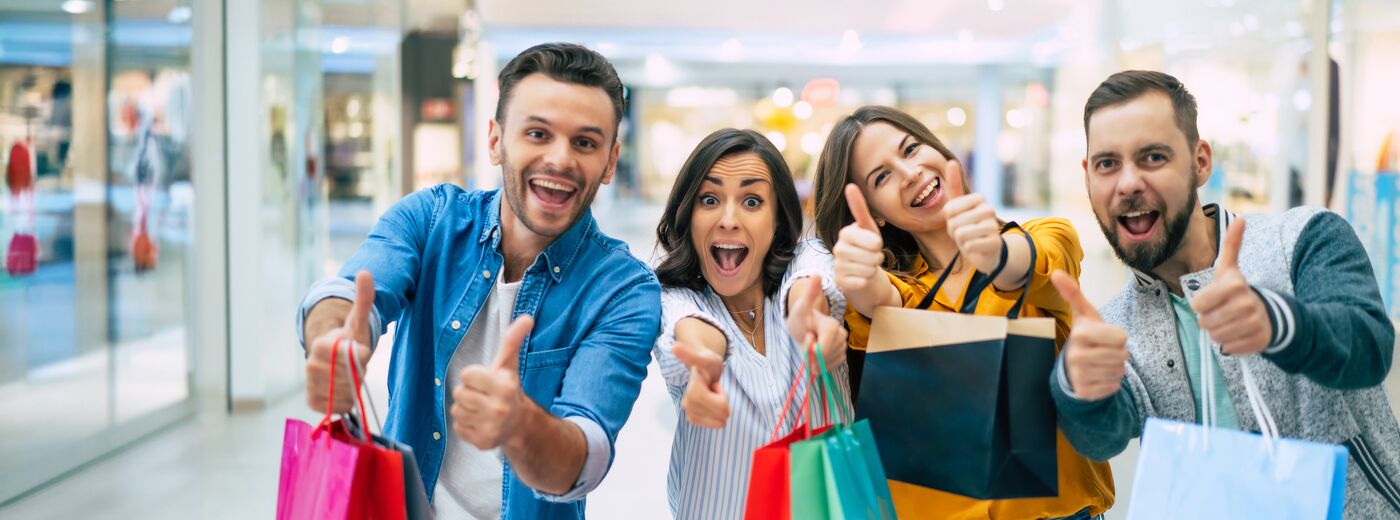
[727,301,763,346]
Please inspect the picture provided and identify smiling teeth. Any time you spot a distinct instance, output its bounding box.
[913,179,939,206]
[530,179,575,192]
[1122,210,1151,218]
[714,243,745,250]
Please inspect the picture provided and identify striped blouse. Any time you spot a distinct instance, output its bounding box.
[653,240,851,520]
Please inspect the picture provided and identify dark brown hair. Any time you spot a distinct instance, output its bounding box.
[812,105,968,280]
[655,129,802,297]
[495,42,626,139]
[1084,70,1199,148]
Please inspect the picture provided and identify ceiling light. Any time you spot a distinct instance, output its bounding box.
[61,0,94,14]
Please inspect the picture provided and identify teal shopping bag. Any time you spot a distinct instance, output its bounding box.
[790,343,897,520]
[1127,417,1347,520]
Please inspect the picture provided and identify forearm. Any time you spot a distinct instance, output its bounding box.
[1049,360,1139,461]
[847,275,901,317]
[503,399,589,495]
[990,232,1032,292]
[302,297,352,351]
[676,317,728,359]
[1260,289,1394,389]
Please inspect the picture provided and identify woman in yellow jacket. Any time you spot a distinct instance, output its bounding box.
[812,105,1114,520]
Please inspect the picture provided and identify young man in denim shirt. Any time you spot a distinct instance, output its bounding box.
[297,43,662,519]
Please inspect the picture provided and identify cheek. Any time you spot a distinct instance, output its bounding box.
[689,211,715,247]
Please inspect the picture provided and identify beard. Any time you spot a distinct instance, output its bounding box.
[1096,186,1197,274]
[499,146,603,239]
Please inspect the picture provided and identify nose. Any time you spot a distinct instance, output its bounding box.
[894,159,921,187]
[541,139,572,172]
[1116,164,1147,199]
[718,201,741,231]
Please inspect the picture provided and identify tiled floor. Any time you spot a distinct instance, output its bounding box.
[2,193,1395,519]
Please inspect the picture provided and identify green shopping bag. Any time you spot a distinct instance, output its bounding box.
[790,343,897,520]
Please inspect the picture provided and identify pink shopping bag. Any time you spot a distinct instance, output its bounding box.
[276,340,364,520]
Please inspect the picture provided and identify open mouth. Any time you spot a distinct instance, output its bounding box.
[1116,210,1160,240]
[528,177,578,209]
[910,177,943,208]
[709,242,750,276]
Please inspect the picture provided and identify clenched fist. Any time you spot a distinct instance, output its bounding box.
[1191,219,1272,356]
[1051,271,1129,401]
[451,316,534,450]
[833,184,886,294]
[305,270,375,413]
[943,186,1005,275]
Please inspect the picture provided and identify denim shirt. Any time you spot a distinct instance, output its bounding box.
[297,185,661,519]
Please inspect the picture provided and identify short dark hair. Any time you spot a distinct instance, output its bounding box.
[655,129,802,297]
[1084,70,1199,147]
[495,42,626,139]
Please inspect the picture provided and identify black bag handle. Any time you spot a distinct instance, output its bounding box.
[916,222,1036,319]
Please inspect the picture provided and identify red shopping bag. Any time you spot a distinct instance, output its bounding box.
[331,342,407,520]
[743,342,833,520]
[277,341,362,520]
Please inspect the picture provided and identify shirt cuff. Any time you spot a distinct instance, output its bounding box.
[1052,354,1092,403]
[296,277,385,352]
[1254,286,1297,355]
[534,416,611,503]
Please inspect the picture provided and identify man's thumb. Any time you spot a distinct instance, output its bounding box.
[1051,270,1101,323]
[493,315,534,373]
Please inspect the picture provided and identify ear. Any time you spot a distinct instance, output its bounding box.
[602,139,620,185]
[487,119,504,166]
[1193,139,1213,189]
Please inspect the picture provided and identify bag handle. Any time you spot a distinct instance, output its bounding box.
[808,341,852,427]
[343,339,372,442]
[769,339,815,442]
[914,252,961,312]
[961,222,1037,319]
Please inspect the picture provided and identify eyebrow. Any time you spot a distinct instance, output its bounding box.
[703,176,770,187]
[524,115,606,138]
[1137,143,1174,156]
[863,134,912,185]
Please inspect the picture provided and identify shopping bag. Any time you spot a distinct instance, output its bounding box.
[277,341,363,520]
[6,233,37,276]
[791,343,897,520]
[856,223,1059,499]
[371,433,434,520]
[1127,340,1347,520]
[744,342,830,520]
[333,342,408,520]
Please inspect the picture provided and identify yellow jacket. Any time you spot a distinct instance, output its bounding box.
[846,218,1115,519]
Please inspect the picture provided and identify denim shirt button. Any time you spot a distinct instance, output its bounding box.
[433,431,442,440]
[553,266,561,274]
[451,320,461,330]
[435,377,442,386]
[483,270,492,280]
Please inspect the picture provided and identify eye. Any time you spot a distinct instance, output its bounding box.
[525,129,547,140]
[573,138,597,151]
[1143,153,1168,166]
[873,170,891,187]
[903,142,919,157]
[699,194,719,206]
[742,196,763,208]
[1095,159,1117,172]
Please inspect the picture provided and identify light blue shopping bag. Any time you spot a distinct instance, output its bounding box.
[1127,417,1347,520]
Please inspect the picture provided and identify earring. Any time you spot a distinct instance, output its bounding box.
[875,217,885,227]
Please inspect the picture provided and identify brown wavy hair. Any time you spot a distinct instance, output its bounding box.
[655,129,802,297]
[812,105,972,281]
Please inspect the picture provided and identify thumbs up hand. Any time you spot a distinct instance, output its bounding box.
[833,184,887,295]
[941,163,1005,275]
[1051,271,1129,401]
[452,315,534,450]
[305,270,376,413]
[785,276,848,369]
[674,341,729,429]
[1190,219,1271,356]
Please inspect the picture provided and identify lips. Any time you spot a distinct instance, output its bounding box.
[910,177,942,208]
[528,177,578,208]
[1117,210,1160,239]
[710,242,749,276]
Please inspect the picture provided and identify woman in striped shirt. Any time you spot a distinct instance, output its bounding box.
[652,128,850,519]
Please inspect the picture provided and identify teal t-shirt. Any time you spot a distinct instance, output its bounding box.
[1171,293,1240,429]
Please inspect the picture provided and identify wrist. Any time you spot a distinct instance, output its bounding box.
[503,395,540,452]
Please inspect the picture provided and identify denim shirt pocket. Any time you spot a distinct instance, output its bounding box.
[524,344,579,370]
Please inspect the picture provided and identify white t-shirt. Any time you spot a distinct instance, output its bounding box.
[434,275,521,520]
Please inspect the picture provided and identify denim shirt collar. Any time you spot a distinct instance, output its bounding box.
[477,189,594,283]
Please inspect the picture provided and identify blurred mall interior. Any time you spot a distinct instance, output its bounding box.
[1,0,1400,517]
